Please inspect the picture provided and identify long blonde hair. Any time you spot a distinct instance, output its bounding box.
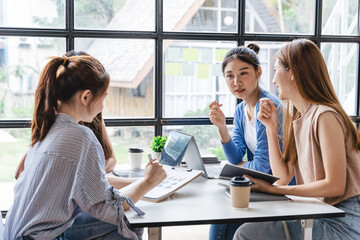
[277,39,360,164]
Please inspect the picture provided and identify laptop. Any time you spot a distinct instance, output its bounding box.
[112,131,191,177]
[113,131,221,179]
[160,131,221,179]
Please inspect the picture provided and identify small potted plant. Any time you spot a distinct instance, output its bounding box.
[150,135,168,159]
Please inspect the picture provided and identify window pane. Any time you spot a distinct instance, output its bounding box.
[107,126,154,167]
[245,0,315,34]
[0,37,66,119]
[321,42,358,115]
[244,41,287,96]
[164,40,237,117]
[0,129,31,184]
[74,0,155,31]
[163,125,234,161]
[75,38,154,118]
[322,0,358,35]
[163,0,238,33]
[0,0,65,28]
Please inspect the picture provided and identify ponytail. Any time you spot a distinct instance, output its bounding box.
[31,57,65,146]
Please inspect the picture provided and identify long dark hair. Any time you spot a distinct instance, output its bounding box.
[31,55,110,146]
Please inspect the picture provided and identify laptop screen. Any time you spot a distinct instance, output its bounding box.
[159,131,191,166]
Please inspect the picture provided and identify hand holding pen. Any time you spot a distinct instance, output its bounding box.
[144,153,167,186]
[147,153,154,165]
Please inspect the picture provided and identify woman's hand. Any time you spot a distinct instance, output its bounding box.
[244,175,276,194]
[144,161,167,188]
[209,100,225,129]
[257,98,278,130]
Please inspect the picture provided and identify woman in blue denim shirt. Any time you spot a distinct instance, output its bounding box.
[209,44,294,240]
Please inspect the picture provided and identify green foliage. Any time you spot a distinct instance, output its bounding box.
[208,145,225,160]
[183,106,226,160]
[32,0,64,27]
[184,106,210,117]
[150,136,168,152]
[75,0,124,28]
[183,106,217,149]
[12,102,34,118]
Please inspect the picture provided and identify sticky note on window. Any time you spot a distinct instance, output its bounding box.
[201,49,212,62]
[183,48,199,61]
[165,63,181,76]
[182,63,194,76]
[212,64,222,76]
[198,63,209,79]
[216,49,229,62]
[167,48,182,61]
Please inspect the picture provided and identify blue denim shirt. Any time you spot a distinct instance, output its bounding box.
[222,88,284,175]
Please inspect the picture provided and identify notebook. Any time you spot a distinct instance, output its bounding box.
[160,131,220,179]
[219,163,279,184]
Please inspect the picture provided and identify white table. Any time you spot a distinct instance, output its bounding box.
[125,177,345,240]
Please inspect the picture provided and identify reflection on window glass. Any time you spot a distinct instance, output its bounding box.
[322,0,358,35]
[244,41,286,96]
[163,125,234,161]
[74,0,155,31]
[0,0,65,28]
[163,0,238,33]
[164,40,237,117]
[0,129,31,183]
[107,126,154,166]
[245,0,315,34]
[321,43,358,115]
[0,37,66,119]
[75,38,154,118]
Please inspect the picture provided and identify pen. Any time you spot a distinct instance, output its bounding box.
[147,153,153,165]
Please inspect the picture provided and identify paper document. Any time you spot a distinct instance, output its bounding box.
[143,165,203,202]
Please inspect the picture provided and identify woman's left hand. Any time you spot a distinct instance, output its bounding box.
[244,174,275,194]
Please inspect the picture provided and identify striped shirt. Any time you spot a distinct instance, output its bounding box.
[4,113,144,240]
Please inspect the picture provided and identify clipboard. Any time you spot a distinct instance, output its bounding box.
[142,165,203,202]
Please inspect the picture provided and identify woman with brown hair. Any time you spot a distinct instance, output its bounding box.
[14,51,135,190]
[233,39,360,239]
[5,54,166,240]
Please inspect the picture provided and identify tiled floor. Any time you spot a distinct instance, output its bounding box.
[143,225,210,240]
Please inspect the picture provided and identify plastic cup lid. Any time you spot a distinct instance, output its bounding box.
[230,176,252,187]
[128,148,144,153]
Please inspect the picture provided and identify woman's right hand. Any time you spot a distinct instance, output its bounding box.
[144,162,167,188]
[257,98,278,130]
[209,100,225,128]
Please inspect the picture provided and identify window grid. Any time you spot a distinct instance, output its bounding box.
[0,0,359,132]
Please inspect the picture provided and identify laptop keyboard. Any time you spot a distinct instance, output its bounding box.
[204,164,223,178]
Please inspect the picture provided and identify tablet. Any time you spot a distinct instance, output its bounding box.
[219,163,279,184]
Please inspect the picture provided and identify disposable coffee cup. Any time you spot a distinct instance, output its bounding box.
[128,148,143,170]
[230,176,252,209]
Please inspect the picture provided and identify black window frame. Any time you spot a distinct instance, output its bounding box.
[0,0,359,132]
